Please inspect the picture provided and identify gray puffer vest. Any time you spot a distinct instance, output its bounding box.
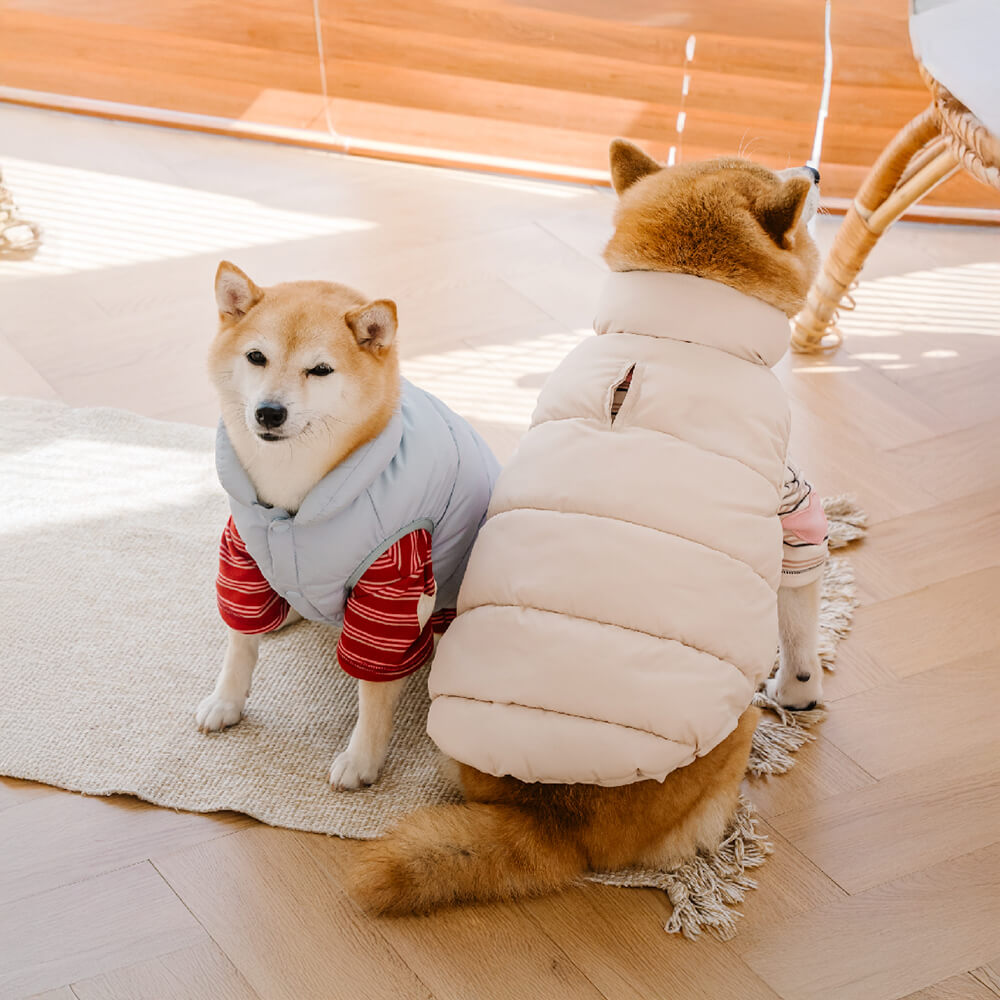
[216,380,500,626]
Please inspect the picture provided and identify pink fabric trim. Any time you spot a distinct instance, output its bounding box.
[781,492,828,546]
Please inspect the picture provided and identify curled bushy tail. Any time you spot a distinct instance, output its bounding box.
[348,802,586,916]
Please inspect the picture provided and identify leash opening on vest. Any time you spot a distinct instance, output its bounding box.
[610,364,637,422]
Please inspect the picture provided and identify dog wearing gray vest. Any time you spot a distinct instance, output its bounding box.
[195,263,499,790]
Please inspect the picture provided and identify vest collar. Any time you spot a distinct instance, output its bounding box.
[594,271,790,368]
[216,393,405,525]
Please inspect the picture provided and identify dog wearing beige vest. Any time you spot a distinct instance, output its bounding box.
[348,141,824,915]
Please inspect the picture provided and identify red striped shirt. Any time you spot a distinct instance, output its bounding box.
[217,520,289,634]
[216,518,453,683]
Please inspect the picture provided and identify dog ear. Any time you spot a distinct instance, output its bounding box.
[609,139,662,196]
[215,261,262,320]
[346,299,398,355]
[752,176,812,248]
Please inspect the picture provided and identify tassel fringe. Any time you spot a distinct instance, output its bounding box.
[587,496,867,938]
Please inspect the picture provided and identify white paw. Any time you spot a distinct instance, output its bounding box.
[329,748,382,790]
[765,663,824,711]
[195,694,245,732]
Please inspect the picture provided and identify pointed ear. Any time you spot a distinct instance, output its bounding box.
[215,261,262,320]
[753,176,812,248]
[609,139,662,196]
[345,299,398,355]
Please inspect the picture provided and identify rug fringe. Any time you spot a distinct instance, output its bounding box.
[586,496,868,939]
[818,556,860,671]
[588,795,771,941]
[824,494,868,549]
[819,500,866,670]
[748,692,826,776]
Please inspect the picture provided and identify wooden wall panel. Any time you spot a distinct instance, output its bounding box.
[318,0,822,173]
[1,0,997,217]
[0,1,327,127]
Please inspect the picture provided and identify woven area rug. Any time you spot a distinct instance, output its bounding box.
[0,397,865,938]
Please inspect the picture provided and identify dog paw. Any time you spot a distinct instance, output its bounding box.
[330,749,382,790]
[195,694,245,732]
[765,666,823,712]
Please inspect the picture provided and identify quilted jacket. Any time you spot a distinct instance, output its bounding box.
[426,271,792,786]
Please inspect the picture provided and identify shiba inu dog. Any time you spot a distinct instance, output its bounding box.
[348,141,827,915]
[196,265,499,789]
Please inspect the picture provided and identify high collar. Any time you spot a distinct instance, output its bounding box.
[594,271,791,368]
[216,394,405,525]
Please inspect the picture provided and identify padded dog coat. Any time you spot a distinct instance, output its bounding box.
[426,271,792,786]
[216,379,500,627]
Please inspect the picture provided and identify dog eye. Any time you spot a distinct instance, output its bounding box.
[306,364,333,377]
[246,350,267,367]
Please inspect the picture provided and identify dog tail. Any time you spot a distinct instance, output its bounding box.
[348,802,586,916]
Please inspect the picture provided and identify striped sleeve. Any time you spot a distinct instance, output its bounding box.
[337,528,453,682]
[779,463,829,588]
[216,517,289,633]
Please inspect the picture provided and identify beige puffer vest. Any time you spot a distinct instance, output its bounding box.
[426,271,792,786]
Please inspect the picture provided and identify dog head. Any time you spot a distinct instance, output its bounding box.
[208,263,400,448]
[603,140,821,317]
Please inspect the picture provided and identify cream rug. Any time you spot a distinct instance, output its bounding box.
[0,397,864,938]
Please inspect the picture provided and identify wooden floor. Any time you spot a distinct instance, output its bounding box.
[1,106,999,1000]
[2,0,999,214]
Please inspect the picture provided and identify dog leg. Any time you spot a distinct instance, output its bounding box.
[195,608,300,732]
[195,628,261,731]
[330,677,407,790]
[766,578,824,710]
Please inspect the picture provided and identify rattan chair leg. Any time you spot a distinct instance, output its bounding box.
[867,148,959,232]
[0,168,42,260]
[791,105,946,353]
[854,106,940,214]
[899,136,948,187]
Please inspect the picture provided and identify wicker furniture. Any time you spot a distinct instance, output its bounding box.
[0,169,41,259]
[792,0,1000,353]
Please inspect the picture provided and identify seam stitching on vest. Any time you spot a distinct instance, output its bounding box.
[458,602,758,681]
[598,326,775,367]
[528,417,778,489]
[436,693,697,749]
[345,517,437,592]
[488,507,773,587]
[436,412,463,522]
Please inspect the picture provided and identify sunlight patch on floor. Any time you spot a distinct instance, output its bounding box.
[791,364,862,374]
[0,157,377,278]
[840,261,1000,340]
[0,437,216,532]
[401,328,591,430]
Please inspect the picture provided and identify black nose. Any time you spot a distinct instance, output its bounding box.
[255,402,287,430]
[804,164,820,184]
